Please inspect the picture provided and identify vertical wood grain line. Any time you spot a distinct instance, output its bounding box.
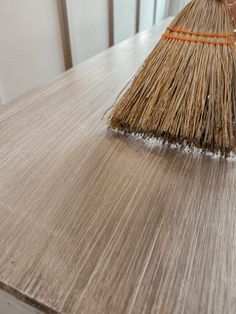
[153,0,158,25]
[166,0,172,17]
[136,0,141,33]
[0,87,4,106]
[57,0,73,69]
[108,0,114,47]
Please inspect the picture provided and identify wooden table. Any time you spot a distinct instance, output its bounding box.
[0,17,236,314]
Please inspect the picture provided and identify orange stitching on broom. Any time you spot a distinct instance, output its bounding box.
[162,34,235,46]
[167,27,234,39]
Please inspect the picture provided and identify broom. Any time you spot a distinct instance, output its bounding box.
[108,0,236,157]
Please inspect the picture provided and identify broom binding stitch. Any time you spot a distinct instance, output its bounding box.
[163,27,235,45]
[167,27,234,38]
[162,33,235,46]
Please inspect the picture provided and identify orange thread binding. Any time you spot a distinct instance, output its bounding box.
[167,27,234,39]
[162,34,235,46]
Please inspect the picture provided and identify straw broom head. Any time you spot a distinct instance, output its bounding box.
[108,0,236,157]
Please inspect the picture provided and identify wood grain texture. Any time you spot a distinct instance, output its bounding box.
[0,17,236,314]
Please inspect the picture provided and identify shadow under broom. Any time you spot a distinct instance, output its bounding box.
[108,0,236,157]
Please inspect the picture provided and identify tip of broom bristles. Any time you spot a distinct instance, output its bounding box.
[108,127,236,160]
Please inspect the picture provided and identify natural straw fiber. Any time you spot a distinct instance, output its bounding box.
[108,0,236,156]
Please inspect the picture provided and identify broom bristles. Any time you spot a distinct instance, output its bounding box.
[108,0,236,156]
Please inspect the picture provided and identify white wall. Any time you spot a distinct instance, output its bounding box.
[168,0,190,16]
[0,0,65,103]
[66,0,110,65]
[139,0,155,31]
[113,0,137,44]
[156,0,169,22]
[0,0,188,105]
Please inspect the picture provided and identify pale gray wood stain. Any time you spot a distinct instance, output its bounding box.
[0,18,236,314]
